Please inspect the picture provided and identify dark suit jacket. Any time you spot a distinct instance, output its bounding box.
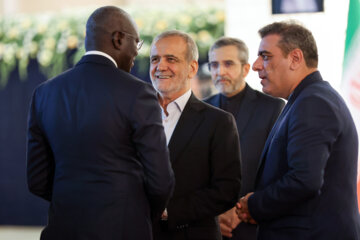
[27,54,175,240]
[249,71,360,239]
[153,94,241,240]
[205,85,285,240]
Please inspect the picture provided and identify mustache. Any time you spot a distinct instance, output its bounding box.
[215,76,231,83]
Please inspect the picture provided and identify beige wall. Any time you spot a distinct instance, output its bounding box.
[0,0,223,15]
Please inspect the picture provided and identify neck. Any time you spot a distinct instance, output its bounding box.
[158,88,190,112]
[286,67,318,99]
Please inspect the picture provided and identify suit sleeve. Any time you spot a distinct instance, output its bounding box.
[130,83,175,220]
[26,89,55,201]
[248,96,341,221]
[167,112,241,228]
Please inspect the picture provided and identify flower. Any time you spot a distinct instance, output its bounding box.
[37,23,48,34]
[9,28,20,40]
[155,20,168,31]
[44,38,56,50]
[67,35,78,49]
[0,6,225,87]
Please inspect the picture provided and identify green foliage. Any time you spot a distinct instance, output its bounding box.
[0,6,224,88]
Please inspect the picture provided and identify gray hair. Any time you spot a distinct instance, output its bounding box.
[151,30,199,62]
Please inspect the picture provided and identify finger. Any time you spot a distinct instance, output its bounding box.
[220,222,233,234]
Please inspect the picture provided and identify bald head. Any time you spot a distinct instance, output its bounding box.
[85,6,137,51]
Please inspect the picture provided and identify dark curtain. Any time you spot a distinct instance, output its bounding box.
[0,54,152,225]
[0,59,49,225]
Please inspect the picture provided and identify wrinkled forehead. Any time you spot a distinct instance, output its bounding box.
[150,36,187,58]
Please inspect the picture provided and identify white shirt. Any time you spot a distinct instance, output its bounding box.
[161,90,192,145]
[85,50,118,67]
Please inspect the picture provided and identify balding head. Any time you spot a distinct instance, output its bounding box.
[85,6,134,51]
[84,6,141,72]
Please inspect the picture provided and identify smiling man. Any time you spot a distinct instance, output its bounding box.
[150,30,242,240]
[236,21,360,240]
[205,38,284,240]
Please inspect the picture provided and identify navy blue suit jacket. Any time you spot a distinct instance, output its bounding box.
[249,71,360,239]
[27,55,175,240]
[205,85,284,240]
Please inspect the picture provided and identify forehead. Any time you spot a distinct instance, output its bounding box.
[209,45,240,61]
[258,34,282,53]
[150,36,187,58]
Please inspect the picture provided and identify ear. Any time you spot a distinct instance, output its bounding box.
[289,48,303,70]
[188,60,199,79]
[112,31,122,50]
[242,63,251,78]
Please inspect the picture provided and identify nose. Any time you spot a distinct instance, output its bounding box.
[216,63,226,76]
[252,57,262,72]
[156,58,168,71]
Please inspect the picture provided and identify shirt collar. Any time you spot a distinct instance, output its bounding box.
[85,50,118,68]
[172,89,192,112]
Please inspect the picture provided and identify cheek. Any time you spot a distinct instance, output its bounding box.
[150,65,156,75]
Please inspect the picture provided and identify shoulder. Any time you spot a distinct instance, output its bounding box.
[251,87,285,107]
[189,95,234,121]
[203,93,220,104]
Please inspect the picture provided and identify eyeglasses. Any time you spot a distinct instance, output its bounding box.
[115,31,144,50]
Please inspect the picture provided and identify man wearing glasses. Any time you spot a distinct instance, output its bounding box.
[205,37,284,240]
[27,6,174,240]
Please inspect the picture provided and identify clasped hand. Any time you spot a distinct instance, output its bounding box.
[235,192,257,224]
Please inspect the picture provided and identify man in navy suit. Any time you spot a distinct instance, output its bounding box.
[27,6,174,240]
[237,21,360,239]
[205,37,284,240]
[149,30,241,240]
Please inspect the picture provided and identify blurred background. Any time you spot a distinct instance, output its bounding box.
[1,0,359,239]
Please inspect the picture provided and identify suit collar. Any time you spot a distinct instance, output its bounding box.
[168,93,205,164]
[85,51,118,67]
[206,84,257,135]
[287,71,323,105]
[235,84,258,135]
[75,54,117,68]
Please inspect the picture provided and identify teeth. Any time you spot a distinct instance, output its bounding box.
[157,75,171,79]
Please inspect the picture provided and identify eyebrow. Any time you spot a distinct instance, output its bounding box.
[150,54,179,59]
[258,50,271,56]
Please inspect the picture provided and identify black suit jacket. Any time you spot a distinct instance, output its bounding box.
[153,94,241,240]
[205,84,285,240]
[249,71,360,239]
[27,55,175,240]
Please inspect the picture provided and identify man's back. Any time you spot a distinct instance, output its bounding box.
[27,55,174,240]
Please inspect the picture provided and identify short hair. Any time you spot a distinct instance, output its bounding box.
[258,20,318,68]
[209,37,249,64]
[151,30,199,62]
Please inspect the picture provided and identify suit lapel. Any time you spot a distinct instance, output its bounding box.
[235,86,258,136]
[168,94,204,165]
[254,71,324,186]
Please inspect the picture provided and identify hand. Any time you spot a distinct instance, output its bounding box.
[235,192,257,224]
[218,207,241,238]
[161,209,168,220]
